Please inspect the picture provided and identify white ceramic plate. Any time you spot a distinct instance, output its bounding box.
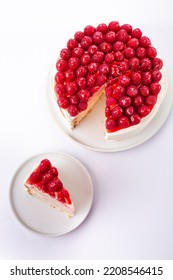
[49,66,172,152]
[9,152,93,236]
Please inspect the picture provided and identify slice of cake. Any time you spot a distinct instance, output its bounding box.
[24,159,74,216]
[53,21,166,141]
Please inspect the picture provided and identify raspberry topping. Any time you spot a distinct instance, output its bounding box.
[55,21,163,133]
[26,159,72,205]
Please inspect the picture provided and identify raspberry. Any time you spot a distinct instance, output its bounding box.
[84,25,95,36]
[139,85,150,97]
[145,95,157,106]
[47,178,63,192]
[67,38,78,50]
[51,167,58,177]
[96,75,107,86]
[78,101,88,111]
[152,70,162,82]
[76,77,86,89]
[152,58,163,70]
[139,36,151,48]
[136,47,146,58]
[88,45,99,55]
[113,41,124,51]
[66,81,78,96]
[81,53,91,65]
[128,57,140,70]
[99,63,110,75]
[118,116,130,128]
[88,62,99,74]
[140,58,152,71]
[108,21,120,32]
[119,61,129,73]
[149,82,161,95]
[131,72,141,85]
[97,23,108,34]
[87,75,96,88]
[80,36,92,50]
[74,31,84,42]
[42,171,54,184]
[39,159,51,174]
[92,51,104,63]
[124,47,135,59]
[105,31,116,44]
[132,28,142,39]
[69,94,80,105]
[116,29,128,42]
[99,42,112,53]
[127,85,138,97]
[106,96,117,107]
[141,72,152,85]
[133,95,143,107]
[105,87,113,97]
[92,31,104,44]
[64,69,75,82]
[106,118,117,130]
[118,75,131,87]
[68,57,80,70]
[111,106,123,118]
[90,86,100,95]
[138,105,151,117]
[60,48,71,60]
[130,113,141,125]
[57,96,70,109]
[78,89,90,101]
[55,84,66,95]
[56,59,68,72]
[60,189,70,199]
[119,96,132,107]
[72,47,84,58]
[127,38,139,49]
[76,66,87,77]
[112,85,125,98]
[29,170,42,184]
[105,53,115,64]
[105,106,111,117]
[68,105,78,116]
[110,64,120,77]
[147,47,157,59]
[125,106,134,116]
[55,72,65,84]
[121,24,132,34]
[115,51,124,62]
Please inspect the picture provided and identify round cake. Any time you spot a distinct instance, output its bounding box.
[52,21,166,141]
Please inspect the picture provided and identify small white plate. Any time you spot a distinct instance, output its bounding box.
[9,152,93,236]
[49,66,172,152]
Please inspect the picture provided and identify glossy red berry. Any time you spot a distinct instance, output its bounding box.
[87,75,96,88]
[108,21,120,32]
[141,72,152,85]
[55,84,66,95]
[131,72,141,85]
[97,23,108,34]
[118,75,131,87]
[55,72,65,84]
[145,95,157,106]
[39,159,51,174]
[78,101,88,111]
[76,66,87,77]
[138,105,151,117]
[152,70,162,82]
[67,38,78,50]
[72,47,84,57]
[30,170,42,184]
[99,42,112,53]
[78,89,90,101]
[147,47,157,59]
[96,75,107,86]
[92,31,104,44]
[42,171,54,184]
[130,113,141,125]
[124,47,135,59]
[127,38,139,49]
[68,57,80,70]
[51,167,58,177]
[68,105,78,116]
[149,82,161,95]
[140,58,152,71]
[105,53,115,64]
[125,106,134,116]
[76,77,86,89]
[92,51,104,63]
[84,25,95,36]
[139,36,151,48]
[127,85,138,97]
[132,28,142,39]
[80,36,92,50]
[113,41,124,51]
[121,24,132,34]
[105,31,116,44]
[57,96,70,109]
[128,57,140,70]
[136,47,146,58]
[47,178,63,192]
[66,81,78,95]
[133,95,143,107]
[116,29,128,42]
[60,48,71,60]
[115,51,124,61]
[152,58,163,70]
[81,53,91,65]
[88,45,99,55]
[56,59,68,72]
[112,85,125,98]
[64,69,75,82]
[74,31,84,42]
[69,94,80,105]
[111,106,123,118]
[88,62,99,74]
[106,118,117,130]
[99,63,110,75]
[139,85,150,96]
[118,116,130,128]
[119,96,132,107]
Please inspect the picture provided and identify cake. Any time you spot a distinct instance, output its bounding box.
[53,21,165,141]
[24,159,74,216]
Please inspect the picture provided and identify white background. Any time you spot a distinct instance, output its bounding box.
[0,0,173,260]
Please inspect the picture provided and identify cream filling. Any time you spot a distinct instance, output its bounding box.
[25,183,74,217]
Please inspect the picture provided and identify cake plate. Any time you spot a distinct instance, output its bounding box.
[9,152,93,236]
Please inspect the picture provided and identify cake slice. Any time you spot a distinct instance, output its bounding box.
[24,159,74,216]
